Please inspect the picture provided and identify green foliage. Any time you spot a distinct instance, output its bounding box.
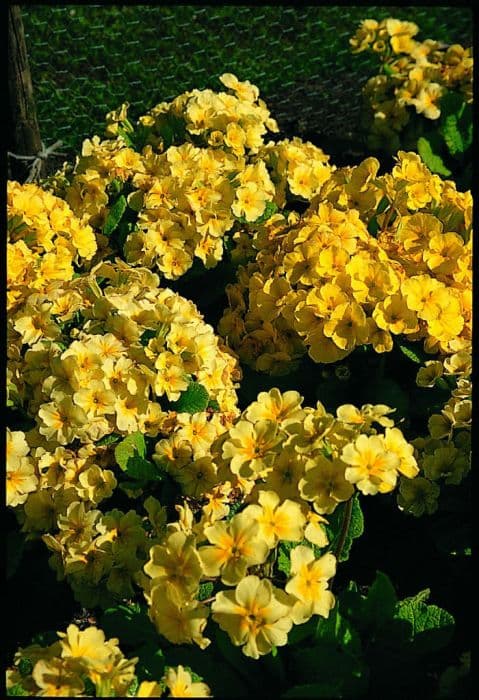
[169,380,210,414]
[397,341,424,364]
[6,685,28,697]
[395,589,455,653]
[326,494,364,562]
[114,432,161,483]
[439,90,472,156]
[198,582,214,601]
[417,136,452,177]
[100,602,157,648]
[114,432,146,470]
[96,432,121,447]
[102,195,127,236]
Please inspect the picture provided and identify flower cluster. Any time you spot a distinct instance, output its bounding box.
[398,344,471,516]
[140,388,417,658]
[7,181,97,312]
[219,151,471,373]
[349,18,473,151]
[48,74,333,281]
[7,623,211,697]
[7,251,240,603]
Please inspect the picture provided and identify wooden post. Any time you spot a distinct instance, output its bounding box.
[8,5,43,181]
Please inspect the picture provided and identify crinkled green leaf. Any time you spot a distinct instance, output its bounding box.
[114,432,146,471]
[169,380,209,414]
[395,589,455,653]
[198,581,214,601]
[103,194,127,236]
[417,137,451,177]
[440,113,464,155]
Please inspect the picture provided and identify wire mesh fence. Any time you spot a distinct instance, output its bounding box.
[22,5,473,157]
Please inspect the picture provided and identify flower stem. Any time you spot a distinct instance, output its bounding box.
[333,497,354,562]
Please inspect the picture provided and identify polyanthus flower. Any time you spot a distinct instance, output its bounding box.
[198,509,269,585]
[341,434,400,495]
[244,490,306,548]
[163,665,211,697]
[212,575,293,659]
[285,546,336,624]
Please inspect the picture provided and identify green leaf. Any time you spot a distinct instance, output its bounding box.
[364,571,398,626]
[7,684,28,696]
[198,581,214,601]
[134,643,165,682]
[100,603,156,647]
[417,137,451,177]
[96,433,121,447]
[314,604,362,656]
[367,216,379,236]
[277,540,298,577]
[395,590,455,653]
[18,658,33,677]
[103,195,127,236]
[169,380,209,414]
[114,432,146,471]
[124,455,162,482]
[326,494,364,563]
[440,113,464,156]
[397,341,423,364]
[339,572,397,635]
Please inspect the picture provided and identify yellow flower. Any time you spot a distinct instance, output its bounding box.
[341,434,400,495]
[244,388,304,427]
[383,427,419,478]
[144,531,203,598]
[222,419,280,479]
[6,455,38,507]
[148,582,210,649]
[174,456,218,498]
[299,455,354,514]
[397,476,440,517]
[285,546,336,624]
[323,302,369,352]
[245,490,306,548]
[232,182,268,222]
[58,624,112,670]
[372,294,418,335]
[198,509,269,585]
[31,657,84,696]
[416,361,444,388]
[163,665,211,697]
[411,82,443,120]
[212,575,293,659]
[136,680,164,697]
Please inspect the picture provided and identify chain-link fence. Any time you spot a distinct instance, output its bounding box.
[22,5,472,157]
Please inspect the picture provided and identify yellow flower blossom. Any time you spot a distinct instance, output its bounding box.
[245,490,306,547]
[285,546,336,624]
[198,509,269,585]
[341,434,400,495]
[212,575,293,659]
[163,665,211,697]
